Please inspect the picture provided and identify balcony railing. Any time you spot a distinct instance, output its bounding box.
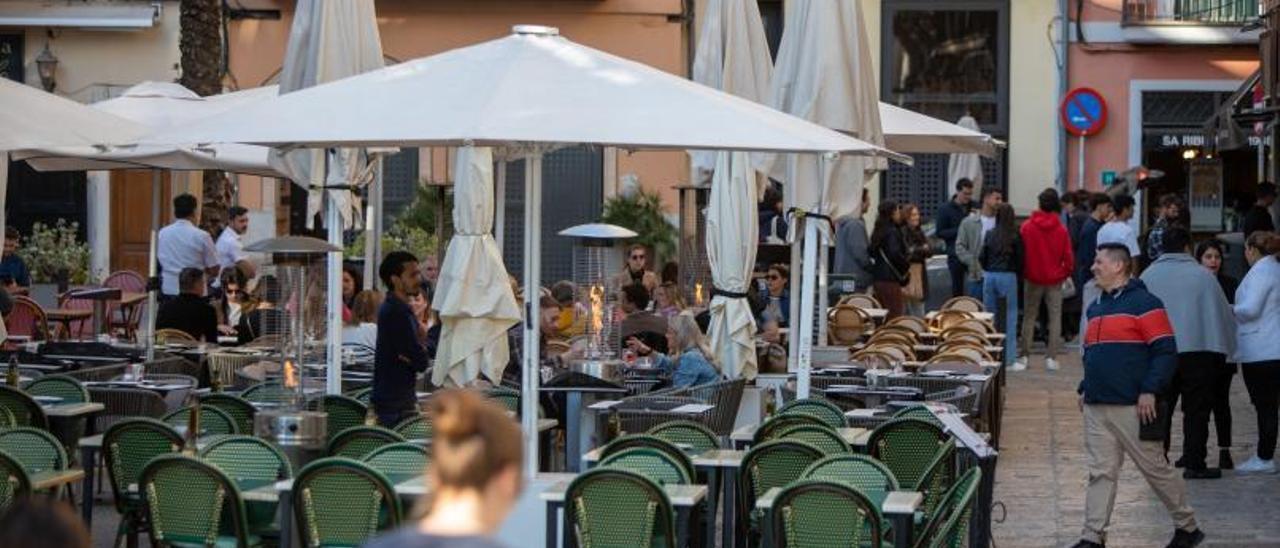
[1122,0,1259,26]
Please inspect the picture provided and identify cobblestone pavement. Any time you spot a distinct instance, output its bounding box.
[993,352,1280,548]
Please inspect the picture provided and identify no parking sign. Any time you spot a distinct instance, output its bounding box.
[1061,88,1108,137]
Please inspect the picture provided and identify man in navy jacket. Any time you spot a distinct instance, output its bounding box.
[936,178,974,298]
[373,251,434,428]
[1073,243,1203,548]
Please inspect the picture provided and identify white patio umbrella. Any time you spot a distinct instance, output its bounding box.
[692,0,772,380]
[270,0,384,395]
[431,146,521,387]
[760,0,886,398]
[880,104,1002,158]
[946,114,989,194]
[143,25,904,475]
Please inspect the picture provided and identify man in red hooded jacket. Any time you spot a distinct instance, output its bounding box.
[1018,188,1076,372]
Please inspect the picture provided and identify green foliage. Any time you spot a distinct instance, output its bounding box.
[601,188,677,263]
[345,183,448,260]
[17,220,90,284]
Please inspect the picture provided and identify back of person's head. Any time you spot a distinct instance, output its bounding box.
[550,280,576,305]
[429,389,523,492]
[173,193,198,219]
[1258,181,1277,199]
[670,310,716,369]
[1159,193,1183,209]
[995,203,1015,228]
[661,261,679,285]
[622,283,651,311]
[350,290,383,324]
[1246,230,1280,256]
[3,226,17,241]
[761,185,783,211]
[1112,194,1135,214]
[876,200,899,223]
[0,498,90,548]
[1160,226,1191,255]
[1088,193,1113,212]
[1038,188,1061,213]
[178,267,205,294]
[378,251,418,289]
[255,274,281,303]
[955,178,974,193]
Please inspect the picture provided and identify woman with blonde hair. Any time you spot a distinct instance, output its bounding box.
[626,310,721,388]
[364,389,523,547]
[653,282,687,318]
[342,290,383,363]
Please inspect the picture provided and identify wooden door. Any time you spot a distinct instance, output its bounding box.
[110,170,173,276]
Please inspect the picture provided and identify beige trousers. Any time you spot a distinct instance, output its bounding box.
[1019,281,1062,359]
[1082,404,1197,544]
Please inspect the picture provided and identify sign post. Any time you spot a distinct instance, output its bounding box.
[1061,88,1108,189]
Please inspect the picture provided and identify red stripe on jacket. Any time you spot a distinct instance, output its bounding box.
[1085,309,1174,346]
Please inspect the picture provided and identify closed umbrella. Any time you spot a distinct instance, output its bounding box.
[431,146,521,386]
[881,104,1002,158]
[947,114,988,194]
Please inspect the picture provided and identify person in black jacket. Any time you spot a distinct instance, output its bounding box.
[156,268,218,343]
[981,203,1023,368]
[870,200,910,319]
[936,178,974,298]
[373,251,434,427]
[1241,182,1276,238]
[1194,238,1240,470]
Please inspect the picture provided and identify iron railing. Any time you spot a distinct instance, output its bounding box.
[1122,0,1259,25]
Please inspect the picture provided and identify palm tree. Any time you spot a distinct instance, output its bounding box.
[178,0,230,234]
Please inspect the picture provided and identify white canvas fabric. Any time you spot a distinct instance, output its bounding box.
[946,115,988,194]
[706,151,759,380]
[432,146,522,386]
[0,78,143,149]
[882,105,1001,157]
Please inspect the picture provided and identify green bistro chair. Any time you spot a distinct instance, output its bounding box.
[774,424,852,455]
[0,385,48,429]
[344,387,373,405]
[309,394,369,442]
[867,418,949,490]
[140,454,262,547]
[0,427,67,475]
[566,467,676,548]
[328,426,405,459]
[200,393,257,436]
[393,414,433,440]
[892,405,945,427]
[598,435,695,481]
[0,407,14,429]
[292,457,402,547]
[25,375,90,403]
[484,386,521,415]
[163,405,239,436]
[777,398,847,429]
[201,435,293,537]
[751,414,828,448]
[802,454,901,504]
[103,418,183,548]
[599,447,692,485]
[914,467,982,548]
[738,440,825,546]
[0,449,31,511]
[361,443,430,480]
[770,480,884,548]
[241,381,295,405]
[646,420,720,454]
[916,440,958,525]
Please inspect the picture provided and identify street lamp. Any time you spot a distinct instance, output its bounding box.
[35,43,58,92]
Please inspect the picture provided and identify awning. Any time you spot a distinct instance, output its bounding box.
[1205,69,1265,151]
[0,1,159,30]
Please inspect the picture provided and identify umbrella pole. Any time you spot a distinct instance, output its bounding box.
[786,213,801,374]
[795,220,817,399]
[144,169,161,361]
[521,152,543,478]
[363,159,382,290]
[495,160,506,243]
[325,169,344,395]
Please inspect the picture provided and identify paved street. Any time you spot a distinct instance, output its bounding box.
[993,352,1280,547]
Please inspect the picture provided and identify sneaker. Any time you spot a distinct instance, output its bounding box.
[1046,357,1060,371]
[1165,528,1204,548]
[1008,360,1027,372]
[1173,455,1186,468]
[1182,467,1222,479]
[1071,540,1105,548]
[1235,455,1277,475]
[1219,449,1234,470]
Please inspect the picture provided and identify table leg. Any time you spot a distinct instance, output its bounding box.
[704,468,719,548]
[722,469,737,548]
[565,392,582,473]
[79,445,95,526]
[279,487,294,548]
[888,511,913,548]
[93,301,106,337]
[561,500,575,548]
[761,504,773,548]
[676,506,690,548]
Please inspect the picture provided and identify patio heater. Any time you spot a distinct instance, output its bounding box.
[558,223,637,364]
[675,184,713,307]
[243,235,339,467]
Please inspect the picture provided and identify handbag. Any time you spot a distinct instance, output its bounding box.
[903,263,925,300]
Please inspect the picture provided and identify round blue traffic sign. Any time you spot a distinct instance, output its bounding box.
[1061,88,1107,137]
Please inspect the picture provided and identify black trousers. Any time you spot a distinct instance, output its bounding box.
[1241,361,1280,461]
[1212,362,1236,448]
[946,255,966,298]
[1161,352,1225,469]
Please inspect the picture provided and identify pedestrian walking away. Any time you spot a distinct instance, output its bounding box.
[1018,188,1074,372]
[980,203,1022,368]
[1233,231,1280,475]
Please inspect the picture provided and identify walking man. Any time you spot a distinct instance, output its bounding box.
[936,178,974,298]
[1018,188,1074,371]
[1141,227,1236,479]
[1074,243,1204,548]
[956,187,1002,299]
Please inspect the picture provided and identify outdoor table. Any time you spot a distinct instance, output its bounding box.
[32,468,86,492]
[756,486,922,548]
[44,308,93,340]
[541,374,628,472]
[540,477,706,548]
[924,310,995,323]
[824,385,924,409]
[82,380,193,394]
[43,401,106,419]
[730,424,870,451]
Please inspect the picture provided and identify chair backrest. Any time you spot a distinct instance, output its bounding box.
[56,289,97,340]
[393,414,433,440]
[292,457,402,547]
[309,394,369,442]
[940,296,984,313]
[103,270,146,293]
[0,427,67,474]
[740,439,825,504]
[240,381,294,404]
[154,328,198,344]
[891,405,944,426]
[599,434,695,481]
[361,442,430,479]
[6,297,49,341]
[774,424,851,455]
[917,439,958,520]
[777,398,847,429]
[866,418,948,489]
[327,426,405,458]
[200,435,293,483]
[141,454,251,547]
[345,386,373,405]
[0,449,31,511]
[566,468,675,548]
[199,393,257,435]
[485,386,521,414]
[752,413,828,446]
[925,353,982,368]
[102,418,182,513]
[827,305,870,345]
[839,294,881,310]
[801,454,900,503]
[646,420,720,454]
[599,447,692,485]
[850,349,896,370]
[885,315,929,335]
[916,467,982,548]
[25,375,89,403]
[930,310,973,333]
[0,385,47,429]
[163,405,239,436]
[0,407,13,429]
[670,377,747,435]
[89,387,168,433]
[771,480,883,548]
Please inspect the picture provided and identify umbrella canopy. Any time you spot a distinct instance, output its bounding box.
[145,26,904,161]
[880,103,1002,157]
[13,82,280,176]
[432,146,522,387]
[947,114,989,193]
[0,78,144,149]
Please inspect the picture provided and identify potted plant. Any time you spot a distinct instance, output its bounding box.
[600,187,677,267]
[16,220,90,308]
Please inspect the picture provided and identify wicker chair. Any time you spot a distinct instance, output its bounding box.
[850,350,896,370]
[915,467,982,548]
[866,418,949,489]
[5,297,50,341]
[827,305,871,345]
[599,446,692,485]
[103,270,146,340]
[102,418,182,548]
[752,414,828,447]
[939,296,984,313]
[55,290,97,340]
[140,455,261,547]
[89,387,168,434]
[328,426,405,459]
[930,310,973,333]
[201,435,293,536]
[668,377,746,436]
[770,480,884,547]
[646,420,720,454]
[921,359,985,375]
[0,427,70,500]
[916,439,958,525]
[839,294,881,310]
[241,381,294,405]
[162,405,239,436]
[362,442,430,479]
[737,440,825,546]
[801,454,900,503]
[484,386,521,415]
[598,434,695,481]
[154,328,197,345]
[393,414,432,440]
[0,449,31,511]
[26,375,89,403]
[777,398,847,429]
[884,315,929,335]
[199,393,257,435]
[206,353,265,391]
[0,385,47,429]
[612,396,711,436]
[566,468,676,548]
[307,394,369,442]
[774,424,851,454]
[926,386,980,416]
[292,458,401,547]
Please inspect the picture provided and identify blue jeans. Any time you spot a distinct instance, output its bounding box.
[983,271,1019,364]
[965,279,984,300]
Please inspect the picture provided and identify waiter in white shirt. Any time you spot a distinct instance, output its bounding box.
[1096,194,1141,261]
[156,194,219,299]
[215,206,257,280]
